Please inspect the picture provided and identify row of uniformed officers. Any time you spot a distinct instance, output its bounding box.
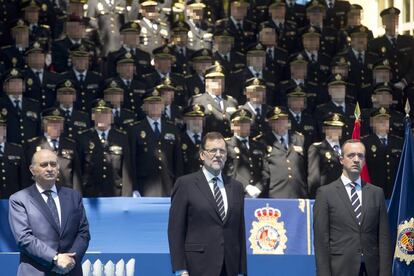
[0,61,403,200]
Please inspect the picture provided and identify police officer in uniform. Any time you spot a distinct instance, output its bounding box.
[170,20,194,76]
[185,48,213,97]
[284,0,307,29]
[191,62,238,137]
[138,0,170,54]
[225,108,269,198]
[286,86,320,151]
[78,99,133,197]
[315,74,355,140]
[241,77,270,137]
[0,19,30,69]
[180,104,205,174]
[105,21,152,78]
[368,7,414,90]
[143,45,187,107]
[336,25,379,108]
[185,0,214,51]
[307,113,345,198]
[158,79,184,129]
[102,79,139,131]
[55,79,91,140]
[61,44,103,113]
[25,107,82,192]
[112,52,147,114]
[257,106,308,198]
[0,68,41,145]
[127,90,183,197]
[24,41,61,110]
[0,113,29,199]
[21,0,51,50]
[361,107,403,199]
[51,14,98,73]
[308,0,350,30]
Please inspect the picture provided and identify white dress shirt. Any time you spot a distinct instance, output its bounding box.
[202,166,228,215]
[146,116,162,133]
[36,183,62,226]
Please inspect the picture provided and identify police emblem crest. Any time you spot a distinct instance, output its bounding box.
[249,204,287,254]
[394,217,414,265]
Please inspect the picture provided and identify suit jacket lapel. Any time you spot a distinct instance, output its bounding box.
[28,184,60,234]
[335,180,360,228]
[223,175,233,224]
[194,170,223,224]
[58,186,70,235]
[360,182,369,226]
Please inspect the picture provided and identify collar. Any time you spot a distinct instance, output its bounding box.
[36,183,57,195]
[289,109,301,117]
[202,166,223,184]
[74,69,87,78]
[60,105,73,113]
[385,34,397,41]
[341,174,361,188]
[186,130,202,139]
[326,138,340,148]
[235,135,249,142]
[147,116,161,126]
[247,102,261,111]
[230,16,242,27]
[9,95,22,102]
[95,128,110,137]
[273,132,288,142]
[376,134,388,140]
[352,48,365,56]
[69,38,81,45]
[332,100,345,108]
[248,66,262,76]
[32,68,44,74]
[305,50,318,58]
[45,134,60,143]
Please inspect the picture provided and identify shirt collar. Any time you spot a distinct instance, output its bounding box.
[289,109,301,117]
[230,16,242,26]
[235,135,249,143]
[96,128,110,137]
[44,134,59,142]
[352,48,365,56]
[202,166,223,184]
[326,138,340,148]
[376,134,388,140]
[273,132,288,142]
[74,69,87,78]
[147,116,161,126]
[60,105,73,113]
[9,95,22,103]
[341,174,361,188]
[36,183,57,195]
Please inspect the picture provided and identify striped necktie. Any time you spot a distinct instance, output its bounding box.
[349,182,362,225]
[212,177,225,221]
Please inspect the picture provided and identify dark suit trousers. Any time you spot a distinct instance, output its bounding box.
[359,262,368,276]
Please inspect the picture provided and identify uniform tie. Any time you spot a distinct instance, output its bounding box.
[100,131,106,144]
[380,137,387,146]
[193,133,200,145]
[357,52,364,64]
[51,139,58,151]
[280,136,287,150]
[153,121,161,138]
[212,177,226,221]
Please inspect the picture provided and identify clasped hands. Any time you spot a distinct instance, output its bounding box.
[52,252,76,274]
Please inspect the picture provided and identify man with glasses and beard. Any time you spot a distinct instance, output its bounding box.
[168,132,247,276]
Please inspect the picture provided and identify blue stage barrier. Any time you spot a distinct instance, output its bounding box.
[0,197,317,275]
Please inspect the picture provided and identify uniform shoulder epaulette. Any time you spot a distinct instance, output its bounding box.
[245,19,256,26]
[192,93,203,98]
[114,128,127,135]
[316,103,325,108]
[184,74,193,79]
[224,137,231,141]
[232,68,243,74]
[123,108,134,113]
[215,18,228,25]
[91,70,102,76]
[336,50,348,56]
[64,137,76,143]
[78,128,93,135]
[275,46,288,53]
[312,141,322,146]
[235,51,245,56]
[252,133,263,141]
[389,134,403,140]
[53,37,65,42]
[159,21,168,27]
[128,120,141,127]
[142,73,153,78]
[280,80,290,84]
[295,131,304,136]
[1,45,12,49]
[360,135,369,139]
[40,24,50,29]
[77,110,89,116]
[27,137,40,143]
[26,97,40,104]
[9,142,23,147]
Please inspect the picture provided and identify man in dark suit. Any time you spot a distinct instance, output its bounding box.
[8,149,90,275]
[168,131,247,276]
[313,139,392,276]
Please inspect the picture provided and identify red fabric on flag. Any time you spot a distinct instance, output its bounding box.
[352,118,372,183]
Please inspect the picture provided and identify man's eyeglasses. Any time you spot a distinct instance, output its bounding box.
[204,148,227,156]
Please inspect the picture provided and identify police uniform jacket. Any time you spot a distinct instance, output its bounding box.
[128,119,183,197]
[190,93,238,137]
[78,127,133,197]
[361,134,403,199]
[258,131,308,198]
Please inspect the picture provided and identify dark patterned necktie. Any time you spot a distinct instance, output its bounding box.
[153,121,161,138]
[193,133,200,145]
[212,177,225,221]
[349,182,362,225]
[43,190,60,229]
[51,139,58,151]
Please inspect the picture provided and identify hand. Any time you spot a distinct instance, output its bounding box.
[245,185,261,198]
[54,253,76,274]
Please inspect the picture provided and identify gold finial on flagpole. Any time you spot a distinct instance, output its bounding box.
[404,99,411,117]
[354,102,361,120]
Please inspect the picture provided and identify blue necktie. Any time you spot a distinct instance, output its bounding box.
[43,190,60,229]
[153,121,161,138]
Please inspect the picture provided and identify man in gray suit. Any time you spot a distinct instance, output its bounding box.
[313,139,392,276]
[9,149,90,275]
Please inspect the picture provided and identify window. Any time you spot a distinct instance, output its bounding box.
[404,0,411,23]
